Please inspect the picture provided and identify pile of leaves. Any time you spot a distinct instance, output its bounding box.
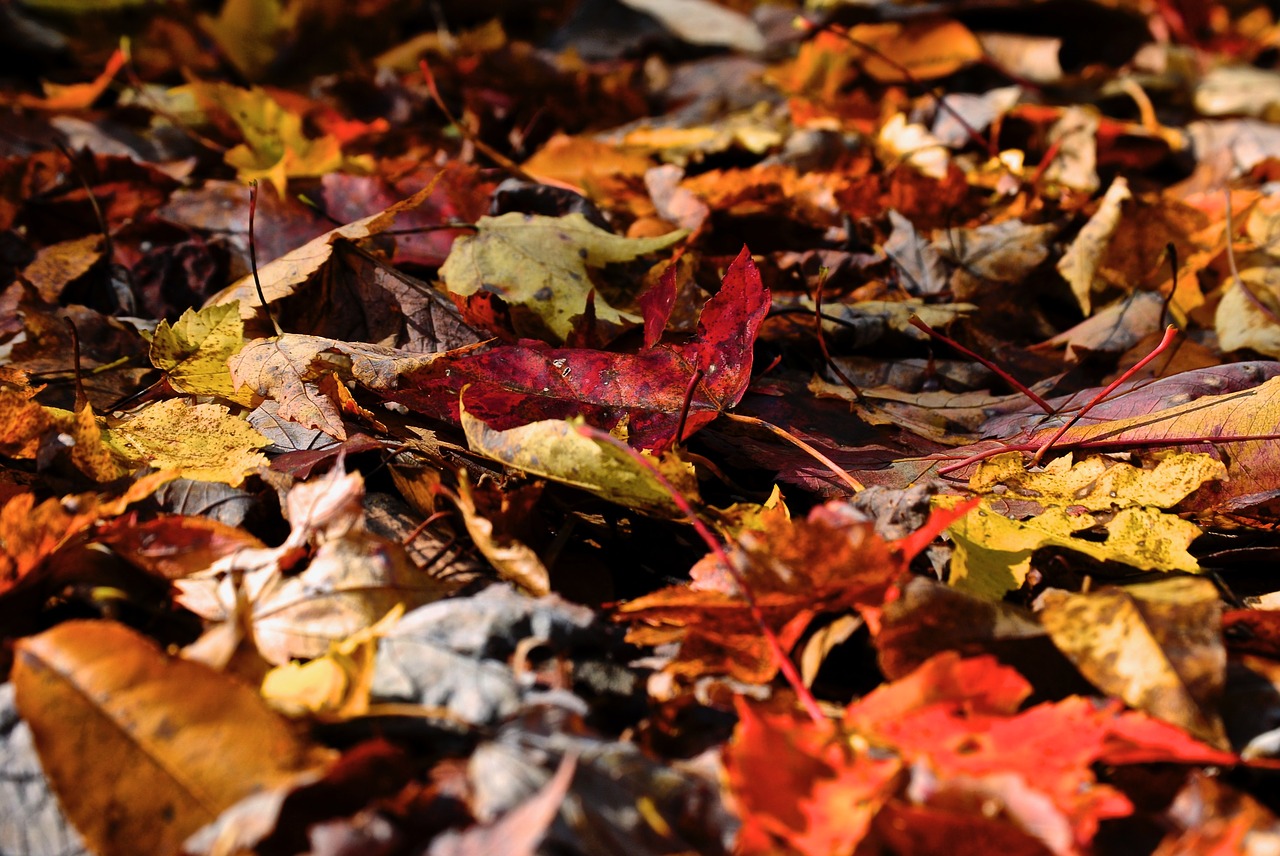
[8,0,1280,852]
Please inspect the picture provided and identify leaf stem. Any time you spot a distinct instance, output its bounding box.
[1029,325,1178,466]
[909,315,1054,414]
[724,412,864,493]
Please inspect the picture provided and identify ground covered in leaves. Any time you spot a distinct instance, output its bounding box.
[7,0,1280,853]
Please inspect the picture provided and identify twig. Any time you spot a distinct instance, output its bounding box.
[248,181,285,337]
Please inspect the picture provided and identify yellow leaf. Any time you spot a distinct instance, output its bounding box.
[261,604,403,716]
[13,620,330,856]
[149,301,245,397]
[70,404,128,483]
[103,399,269,486]
[199,0,291,81]
[461,406,698,518]
[939,452,1223,599]
[189,83,347,195]
[440,212,686,342]
[1039,578,1227,748]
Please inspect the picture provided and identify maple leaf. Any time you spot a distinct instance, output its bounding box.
[102,399,270,487]
[187,83,363,196]
[938,452,1223,599]
[439,212,686,342]
[386,246,768,451]
[618,499,902,683]
[726,653,1235,856]
[148,302,245,398]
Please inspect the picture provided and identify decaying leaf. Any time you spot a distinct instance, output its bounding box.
[1039,577,1228,748]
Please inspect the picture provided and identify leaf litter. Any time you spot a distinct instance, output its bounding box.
[6,2,1280,854]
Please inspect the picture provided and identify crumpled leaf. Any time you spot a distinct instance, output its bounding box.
[439,212,685,342]
[371,583,604,725]
[148,302,244,397]
[884,209,947,295]
[454,475,550,597]
[1039,577,1228,748]
[175,466,455,664]
[1057,176,1131,315]
[12,620,331,856]
[940,453,1224,599]
[387,245,768,451]
[461,401,698,518]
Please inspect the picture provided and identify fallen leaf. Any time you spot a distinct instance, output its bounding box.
[148,301,245,398]
[439,212,685,342]
[12,620,330,856]
[454,474,550,597]
[386,245,768,451]
[461,402,698,518]
[939,452,1223,599]
[102,398,270,486]
[1038,577,1228,748]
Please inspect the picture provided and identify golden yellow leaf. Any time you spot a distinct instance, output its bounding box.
[70,404,128,483]
[13,620,330,856]
[103,399,269,486]
[0,389,55,459]
[1039,578,1228,748]
[939,452,1223,599]
[21,235,103,302]
[149,301,245,397]
[261,604,403,717]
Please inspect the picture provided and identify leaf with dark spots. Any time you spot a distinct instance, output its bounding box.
[383,246,768,450]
